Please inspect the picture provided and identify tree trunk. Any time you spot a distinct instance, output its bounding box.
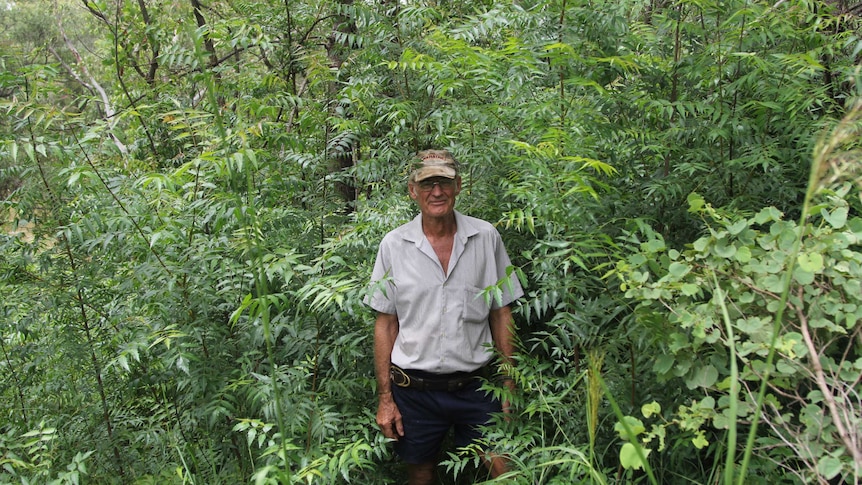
[327,0,358,212]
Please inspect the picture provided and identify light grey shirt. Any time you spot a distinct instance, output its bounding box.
[365,211,524,373]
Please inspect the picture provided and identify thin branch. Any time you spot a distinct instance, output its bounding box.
[191,0,219,67]
[71,132,174,278]
[79,0,109,25]
[0,333,28,423]
[796,287,862,465]
[25,109,125,479]
[53,15,129,158]
[286,75,309,133]
[135,0,160,83]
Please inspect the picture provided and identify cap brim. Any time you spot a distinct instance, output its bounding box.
[412,166,457,182]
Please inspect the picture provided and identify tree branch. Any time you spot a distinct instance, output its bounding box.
[191,0,219,67]
[135,0,160,83]
[53,15,129,158]
[796,287,862,465]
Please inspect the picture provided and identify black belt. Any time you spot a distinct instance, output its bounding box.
[390,365,487,392]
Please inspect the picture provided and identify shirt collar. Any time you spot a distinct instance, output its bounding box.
[401,210,479,245]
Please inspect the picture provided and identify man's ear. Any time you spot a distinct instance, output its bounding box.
[408,183,418,200]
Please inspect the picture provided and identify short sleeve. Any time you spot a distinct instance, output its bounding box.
[364,238,397,314]
[491,230,524,309]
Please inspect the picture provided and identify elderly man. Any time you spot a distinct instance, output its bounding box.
[364,149,523,484]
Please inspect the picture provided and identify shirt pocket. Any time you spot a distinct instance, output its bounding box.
[462,285,491,324]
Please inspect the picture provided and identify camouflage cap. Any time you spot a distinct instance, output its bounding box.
[410,150,459,182]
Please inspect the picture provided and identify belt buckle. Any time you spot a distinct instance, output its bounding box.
[390,365,412,388]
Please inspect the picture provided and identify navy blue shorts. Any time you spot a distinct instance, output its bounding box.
[391,372,501,464]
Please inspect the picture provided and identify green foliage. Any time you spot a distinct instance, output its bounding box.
[615,184,862,483]
[0,423,94,484]
[1,0,861,482]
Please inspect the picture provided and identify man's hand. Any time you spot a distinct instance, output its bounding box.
[501,378,515,421]
[376,392,404,440]
[373,312,402,439]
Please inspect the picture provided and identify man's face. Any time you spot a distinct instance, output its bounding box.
[409,176,461,219]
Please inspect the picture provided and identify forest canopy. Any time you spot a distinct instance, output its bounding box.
[1,0,861,483]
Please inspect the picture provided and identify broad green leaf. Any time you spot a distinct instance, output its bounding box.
[735,317,767,334]
[620,442,650,470]
[642,401,661,418]
[793,267,815,285]
[681,283,699,296]
[653,354,675,375]
[797,251,823,272]
[754,207,783,224]
[697,396,716,410]
[692,432,709,449]
[687,192,705,212]
[668,262,691,278]
[645,238,665,252]
[686,365,718,389]
[614,416,645,440]
[735,246,752,263]
[761,274,786,293]
[713,239,736,258]
[822,206,848,229]
[727,219,748,235]
[816,455,843,480]
[693,237,711,252]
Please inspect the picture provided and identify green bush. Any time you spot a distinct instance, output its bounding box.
[615,180,862,483]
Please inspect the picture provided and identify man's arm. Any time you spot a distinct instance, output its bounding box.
[489,305,516,366]
[374,311,403,439]
[489,305,516,413]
